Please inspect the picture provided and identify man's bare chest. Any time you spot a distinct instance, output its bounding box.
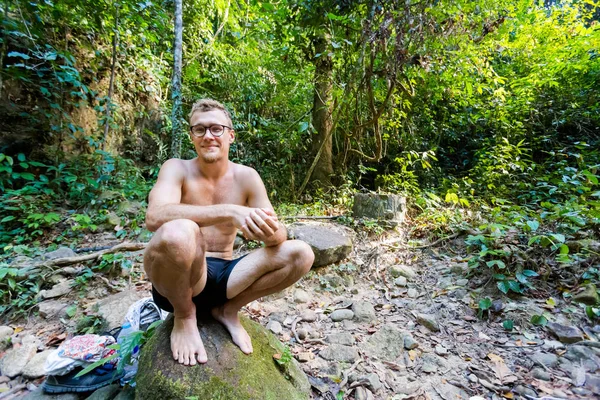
[180,177,246,206]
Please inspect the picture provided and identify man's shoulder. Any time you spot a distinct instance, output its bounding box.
[230,162,260,179]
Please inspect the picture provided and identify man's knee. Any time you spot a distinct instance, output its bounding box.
[285,240,314,275]
[150,219,203,265]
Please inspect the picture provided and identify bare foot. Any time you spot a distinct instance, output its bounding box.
[211,305,253,354]
[171,314,208,365]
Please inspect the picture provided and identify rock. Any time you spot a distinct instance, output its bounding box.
[267,320,283,334]
[352,301,376,323]
[0,326,13,342]
[352,373,382,393]
[435,344,448,356]
[297,329,308,341]
[513,385,538,398]
[288,224,352,267]
[22,350,54,378]
[421,353,440,373]
[563,345,600,371]
[394,277,407,287]
[390,265,416,279]
[10,255,33,268]
[542,340,565,351]
[326,333,355,346]
[416,313,440,332]
[455,279,469,286]
[572,387,592,396]
[319,344,359,363]
[43,247,76,260]
[137,315,310,399]
[468,374,478,383]
[435,382,469,400]
[491,299,504,313]
[293,289,310,304]
[95,290,147,331]
[352,193,406,223]
[407,288,418,298]
[531,368,551,381]
[354,387,369,400]
[86,384,120,400]
[403,334,419,350]
[586,373,600,394]
[364,324,405,362]
[0,342,37,377]
[38,300,69,319]
[300,310,317,322]
[437,277,453,289]
[546,322,584,344]
[330,309,354,322]
[22,387,79,399]
[572,284,599,306]
[530,352,558,368]
[296,352,314,362]
[113,386,135,400]
[40,280,74,299]
[321,274,343,288]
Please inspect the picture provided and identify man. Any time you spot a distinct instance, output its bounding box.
[143,99,314,366]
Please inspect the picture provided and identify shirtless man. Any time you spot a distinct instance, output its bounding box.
[143,98,315,366]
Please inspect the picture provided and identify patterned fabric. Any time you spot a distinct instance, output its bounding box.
[57,334,118,363]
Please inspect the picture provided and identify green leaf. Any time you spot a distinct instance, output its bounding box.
[486,260,506,269]
[493,274,506,280]
[526,220,539,232]
[1,216,16,223]
[17,153,25,162]
[479,297,492,311]
[66,305,77,318]
[522,269,539,277]
[559,244,569,255]
[530,314,548,326]
[7,51,30,60]
[508,280,522,293]
[497,281,510,294]
[74,352,119,378]
[503,320,514,331]
[550,233,566,243]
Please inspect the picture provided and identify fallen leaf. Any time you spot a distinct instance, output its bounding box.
[515,339,523,346]
[273,353,281,360]
[14,327,23,334]
[501,392,514,399]
[487,353,514,383]
[408,350,417,361]
[478,331,491,340]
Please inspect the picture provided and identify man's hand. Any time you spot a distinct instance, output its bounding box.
[231,206,280,241]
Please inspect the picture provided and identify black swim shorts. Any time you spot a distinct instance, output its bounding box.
[152,255,248,312]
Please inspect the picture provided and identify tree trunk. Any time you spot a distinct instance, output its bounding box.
[170,0,183,158]
[310,32,334,186]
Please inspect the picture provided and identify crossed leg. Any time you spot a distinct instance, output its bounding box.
[143,219,314,365]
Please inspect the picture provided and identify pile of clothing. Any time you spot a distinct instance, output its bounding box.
[42,298,166,394]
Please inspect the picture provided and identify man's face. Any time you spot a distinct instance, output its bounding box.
[189,109,234,163]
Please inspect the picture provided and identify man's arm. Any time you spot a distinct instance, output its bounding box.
[242,168,287,247]
[146,159,247,232]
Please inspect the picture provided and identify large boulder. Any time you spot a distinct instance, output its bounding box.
[288,223,352,267]
[136,315,310,400]
[95,290,148,331]
[353,193,406,224]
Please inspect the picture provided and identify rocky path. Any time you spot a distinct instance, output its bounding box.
[0,227,599,399]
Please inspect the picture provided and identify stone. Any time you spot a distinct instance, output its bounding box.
[403,334,419,350]
[321,274,343,288]
[326,333,355,346]
[572,284,599,306]
[293,289,310,304]
[456,279,469,286]
[468,374,478,383]
[513,385,538,398]
[352,193,406,223]
[10,255,33,269]
[319,344,359,363]
[421,353,439,373]
[390,265,416,279]
[407,288,418,298]
[353,373,382,393]
[43,247,76,260]
[572,388,592,396]
[288,224,352,267]
[563,345,600,371]
[85,384,121,400]
[95,290,147,331]
[296,352,314,362]
[300,310,317,322]
[38,300,69,319]
[267,320,283,335]
[40,280,74,299]
[0,326,13,342]
[435,382,469,400]
[297,329,308,340]
[530,352,558,368]
[363,324,405,362]
[22,350,54,378]
[136,315,310,399]
[546,322,584,344]
[352,301,376,322]
[22,387,79,399]
[585,373,600,394]
[542,340,565,351]
[394,277,407,287]
[330,309,354,322]
[113,386,135,400]
[531,368,551,381]
[435,344,448,356]
[416,313,440,332]
[0,342,37,377]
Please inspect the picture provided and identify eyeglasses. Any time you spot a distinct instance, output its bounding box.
[189,124,232,138]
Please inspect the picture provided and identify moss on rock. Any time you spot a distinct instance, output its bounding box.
[136,315,310,400]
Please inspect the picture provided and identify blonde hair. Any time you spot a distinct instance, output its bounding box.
[188,98,233,126]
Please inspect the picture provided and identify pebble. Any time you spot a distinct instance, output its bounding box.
[352,301,376,322]
[468,374,478,383]
[513,385,537,398]
[319,344,359,363]
[435,344,448,356]
[571,387,592,396]
[39,280,74,299]
[43,247,76,260]
[266,320,282,334]
[0,326,13,343]
[542,340,565,350]
[394,277,408,287]
[300,310,317,322]
[403,333,419,350]
[296,352,314,362]
[326,332,355,346]
[407,288,418,298]
[22,350,54,378]
[390,265,416,279]
[416,313,440,332]
[355,373,382,393]
[530,352,558,368]
[552,389,568,398]
[330,309,354,322]
[531,368,551,381]
[546,322,584,344]
[455,279,469,286]
[297,329,308,340]
[293,289,310,303]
